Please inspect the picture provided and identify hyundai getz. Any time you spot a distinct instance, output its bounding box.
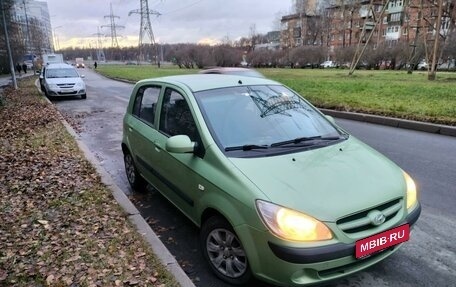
[122,74,421,286]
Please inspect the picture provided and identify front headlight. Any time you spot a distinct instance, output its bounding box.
[48,83,58,90]
[404,172,417,209]
[256,200,332,241]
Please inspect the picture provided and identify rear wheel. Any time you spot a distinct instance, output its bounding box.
[124,151,146,191]
[201,216,252,285]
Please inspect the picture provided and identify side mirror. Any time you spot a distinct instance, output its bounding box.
[165,135,195,154]
[325,115,336,124]
[80,75,85,78]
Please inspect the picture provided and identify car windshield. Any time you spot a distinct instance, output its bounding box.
[195,85,345,153]
[46,68,79,78]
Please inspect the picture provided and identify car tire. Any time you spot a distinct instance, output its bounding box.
[124,151,146,191]
[201,216,252,285]
[81,94,87,99]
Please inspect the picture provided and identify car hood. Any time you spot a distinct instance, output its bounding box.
[228,137,405,222]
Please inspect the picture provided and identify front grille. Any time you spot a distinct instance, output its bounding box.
[57,83,75,88]
[57,91,77,95]
[337,198,402,234]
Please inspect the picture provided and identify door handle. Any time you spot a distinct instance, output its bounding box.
[153,141,163,151]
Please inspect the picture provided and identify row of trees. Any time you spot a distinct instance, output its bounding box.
[57,30,456,71]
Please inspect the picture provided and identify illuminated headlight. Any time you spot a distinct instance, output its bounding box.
[256,200,332,241]
[404,172,418,209]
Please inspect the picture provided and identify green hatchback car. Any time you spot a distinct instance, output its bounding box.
[122,74,421,286]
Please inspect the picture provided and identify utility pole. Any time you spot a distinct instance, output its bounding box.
[1,0,18,89]
[407,0,424,74]
[21,0,32,53]
[348,0,391,76]
[129,0,161,66]
[428,0,443,80]
[407,0,448,79]
[102,3,124,48]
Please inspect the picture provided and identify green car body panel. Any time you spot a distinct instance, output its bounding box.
[122,75,421,286]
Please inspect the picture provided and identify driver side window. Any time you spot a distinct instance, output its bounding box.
[159,88,198,141]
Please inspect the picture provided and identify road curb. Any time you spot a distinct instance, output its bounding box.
[37,80,196,287]
[320,108,456,137]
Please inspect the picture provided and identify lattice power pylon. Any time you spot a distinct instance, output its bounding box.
[129,0,161,65]
[93,26,106,62]
[102,3,125,48]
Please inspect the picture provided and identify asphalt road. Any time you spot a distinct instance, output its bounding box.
[53,68,456,287]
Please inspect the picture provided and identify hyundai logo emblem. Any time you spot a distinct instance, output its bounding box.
[367,210,386,226]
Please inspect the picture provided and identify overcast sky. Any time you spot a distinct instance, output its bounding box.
[46,0,293,49]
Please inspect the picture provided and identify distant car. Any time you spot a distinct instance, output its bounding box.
[417,60,428,70]
[122,74,421,287]
[320,60,337,68]
[42,63,86,99]
[199,67,265,78]
[75,57,85,68]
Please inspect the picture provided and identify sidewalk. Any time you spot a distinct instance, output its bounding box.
[0,72,36,87]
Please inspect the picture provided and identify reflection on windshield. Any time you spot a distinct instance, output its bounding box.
[195,85,343,152]
[46,68,79,78]
[248,86,311,118]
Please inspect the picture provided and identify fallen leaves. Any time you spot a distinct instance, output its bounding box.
[0,79,178,286]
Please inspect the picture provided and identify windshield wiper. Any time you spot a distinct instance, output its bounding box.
[270,136,341,147]
[225,144,269,152]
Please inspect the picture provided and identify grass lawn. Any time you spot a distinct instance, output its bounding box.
[97,65,456,125]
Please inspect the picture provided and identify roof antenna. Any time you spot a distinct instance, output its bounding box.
[238,80,242,85]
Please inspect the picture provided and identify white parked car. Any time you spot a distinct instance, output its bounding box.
[320,60,337,68]
[42,63,86,99]
[417,60,428,70]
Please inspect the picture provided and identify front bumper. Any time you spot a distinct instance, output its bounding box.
[269,203,421,264]
[237,203,421,286]
[47,88,86,97]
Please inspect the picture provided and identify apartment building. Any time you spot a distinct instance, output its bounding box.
[281,0,454,52]
[10,0,53,54]
[280,13,323,49]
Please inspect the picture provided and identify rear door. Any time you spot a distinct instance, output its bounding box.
[124,84,163,187]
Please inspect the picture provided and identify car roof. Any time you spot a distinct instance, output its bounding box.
[199,67,265,78]
[46,63,74,69]
[137,74,279,93]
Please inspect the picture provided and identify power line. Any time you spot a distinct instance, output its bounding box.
[160,0,205,15]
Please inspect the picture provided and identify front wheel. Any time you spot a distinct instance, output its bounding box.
[201,216,252,285]
[124,151,146,191]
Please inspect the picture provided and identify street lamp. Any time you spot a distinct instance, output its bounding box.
[53,25,62,52]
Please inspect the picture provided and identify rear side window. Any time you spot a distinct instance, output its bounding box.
[133,86,161,126]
